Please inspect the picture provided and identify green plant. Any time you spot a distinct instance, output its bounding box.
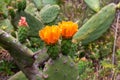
[78,60,94,80]
[0,60,16,76]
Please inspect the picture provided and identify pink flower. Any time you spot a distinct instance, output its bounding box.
[18,17,28,27]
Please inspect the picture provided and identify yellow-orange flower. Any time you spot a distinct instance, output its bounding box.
[58,21,78,39]
[39,25,61,45]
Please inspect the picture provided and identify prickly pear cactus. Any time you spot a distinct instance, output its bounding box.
[72,3,116,45]
[1,0,119,80]
[8,0,44,37]
[43,55,79,80]
[39,5,60,23]
[13,11,44,37]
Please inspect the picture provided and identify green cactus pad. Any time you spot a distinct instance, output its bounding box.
[0,19,13,33]
[84,0,100,12]
[42,0,60,5]
[8,71,28,80]
[33,0,60,10]
[73,3,116,45]
[33,0,43,10]
[43,55,79,80]
[8,71,43,80]
[13,11,44,37]
[25,2,37,16]
[39,5,60,23]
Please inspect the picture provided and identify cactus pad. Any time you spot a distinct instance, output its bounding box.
[84,0,100,12]
[42,0,59,5]
[39,5,60,23]
[33,0,43,10]
[0,19,13,33]
[8,71,27,80]
[43,55,79,80]
[73,3,116,45]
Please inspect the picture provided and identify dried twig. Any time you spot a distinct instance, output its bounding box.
[112,12,120,65]
[112,11,120,79]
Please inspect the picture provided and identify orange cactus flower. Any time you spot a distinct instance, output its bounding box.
[39,25,61,45]
[18,16,28,27]
[58,21,78,39]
